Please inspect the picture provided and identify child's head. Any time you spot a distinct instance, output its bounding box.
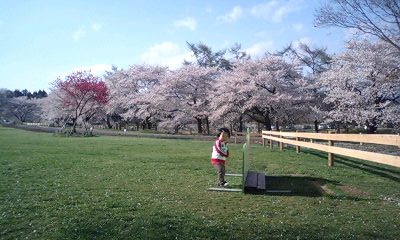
[217,128,231,141]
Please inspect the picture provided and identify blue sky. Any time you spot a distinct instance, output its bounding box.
[0,0,346,92]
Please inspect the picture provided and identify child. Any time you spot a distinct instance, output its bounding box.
[211,128,230,187]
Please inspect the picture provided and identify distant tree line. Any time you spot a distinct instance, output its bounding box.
[0,88,48,123]
[3,89,48,99]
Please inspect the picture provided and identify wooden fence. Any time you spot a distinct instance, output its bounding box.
[262,131,400,168]
[234,132,262,144]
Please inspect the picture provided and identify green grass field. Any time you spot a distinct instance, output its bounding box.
[0,126,399,239]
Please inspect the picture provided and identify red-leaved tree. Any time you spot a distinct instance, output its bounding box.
[52,71,108,133]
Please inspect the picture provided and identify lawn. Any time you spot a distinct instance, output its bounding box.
[0,126,399,239]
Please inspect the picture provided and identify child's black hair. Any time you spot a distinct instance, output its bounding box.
[216,127,231,138]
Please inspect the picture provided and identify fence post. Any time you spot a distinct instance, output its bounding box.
[279,131,284,151]
[269,134,273,149]
[295,130,300,154]
[328,131,334,167]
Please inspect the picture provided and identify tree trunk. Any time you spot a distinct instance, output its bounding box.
[174,125,179,134]
[366,119,377,134]
[264,116,272,130]
[71,121,77,134]
[238,115,243,132]
[205,117,210,135]
[336,123,340,133]
[275,120,280,131]
[106,115,112,129]
[83,120,88,133]
[314,120,319,133]
[367,125,377,134]
[146,119,152,129]
[196,117,202,134]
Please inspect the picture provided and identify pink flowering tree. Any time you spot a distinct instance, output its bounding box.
[210,56,308,130]
[151,65,219,133]
[279,42,333,132]
[41,89,69,126]
[317,40,400,133]
[48,71,108,134]
[105,65,167,129]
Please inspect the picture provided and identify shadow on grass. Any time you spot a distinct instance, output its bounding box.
[335,157,400,183]
[246,176,340,197]
[301,149,400,183]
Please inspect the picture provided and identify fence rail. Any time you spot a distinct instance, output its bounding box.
[234,132,261,144]
[262,131,400,168]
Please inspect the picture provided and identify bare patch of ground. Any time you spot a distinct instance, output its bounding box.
[337,185,368,196]
[308,179,335,195]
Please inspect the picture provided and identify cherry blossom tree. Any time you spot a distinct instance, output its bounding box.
[184,42,249,132]
[48,71,108,133]
[210,56,308,130]
[151,65,219,133]
[105,64,167,130]
[317,40,400,133]
[41,89,70,127]
[279,42,333,132]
